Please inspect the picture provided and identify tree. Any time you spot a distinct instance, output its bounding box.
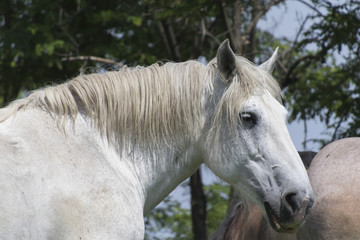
[0,0,287,104]
[278,0,360,146]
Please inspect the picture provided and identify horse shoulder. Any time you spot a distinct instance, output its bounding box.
[0,109,145,239]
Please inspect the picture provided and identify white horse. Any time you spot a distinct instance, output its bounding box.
[0,40,313,239]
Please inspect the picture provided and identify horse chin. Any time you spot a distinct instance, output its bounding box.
[264,201,305,233]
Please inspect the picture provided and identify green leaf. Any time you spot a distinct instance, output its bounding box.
[128,16,142,27]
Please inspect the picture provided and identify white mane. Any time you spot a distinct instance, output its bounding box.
[0,57,280,150]
[1,61,211,149]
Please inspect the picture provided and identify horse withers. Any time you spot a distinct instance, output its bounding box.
[0,40,313,239]
[215,138,360,240]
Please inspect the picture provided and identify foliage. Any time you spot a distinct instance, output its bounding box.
[0,0,285,104]
[283,0,360,145]
[0,0,122,104]
[145,195,193,240]
[145,182,230,239]
[204,182,231,236]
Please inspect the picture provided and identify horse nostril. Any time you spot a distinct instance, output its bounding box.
[284,192,300,214]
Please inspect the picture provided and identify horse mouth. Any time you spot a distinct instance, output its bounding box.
[264,202,301,233]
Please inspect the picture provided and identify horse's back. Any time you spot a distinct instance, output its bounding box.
[0,109,144,239]
[298,137,360,240]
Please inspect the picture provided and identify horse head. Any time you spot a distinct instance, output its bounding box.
[203,40,314,233]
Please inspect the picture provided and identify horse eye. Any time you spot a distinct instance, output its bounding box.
[239,112,257,125]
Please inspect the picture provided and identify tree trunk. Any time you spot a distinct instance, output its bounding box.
[190,169,208,240]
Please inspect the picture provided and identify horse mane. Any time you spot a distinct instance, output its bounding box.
[1,61,211,149]
[0,57,281,151]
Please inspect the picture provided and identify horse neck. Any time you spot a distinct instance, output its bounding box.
[127,139,203,214]
[66,110,203,214]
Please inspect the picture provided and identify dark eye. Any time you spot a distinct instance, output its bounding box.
[239,112,257,126]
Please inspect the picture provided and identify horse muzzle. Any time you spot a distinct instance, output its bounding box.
[264,190,314,233]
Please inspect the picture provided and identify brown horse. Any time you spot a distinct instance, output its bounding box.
[213,138,360,240]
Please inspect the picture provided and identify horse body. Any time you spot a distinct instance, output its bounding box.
[0,108,145,239]
[0,40,313,239]
[215,138,360,240]
[298,137,360,240]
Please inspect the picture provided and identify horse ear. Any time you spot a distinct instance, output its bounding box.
[217,39,236,83]
[259,47,279,74]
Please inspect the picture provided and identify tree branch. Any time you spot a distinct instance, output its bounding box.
[302,111,308,150]
[331,114,346,141]
[281,40,332,88]
[280,54,316,88]
[61,55,123,67]
[201,18,221,44]
[278,14,311,76]
[245,0,285,35]
[156,21,173,59]
[218,1,236,48]
[163,20,181,61]
[156,20,181,61]
[232,1,243,53]
[295,0,324,17]
[247,0,260,60]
